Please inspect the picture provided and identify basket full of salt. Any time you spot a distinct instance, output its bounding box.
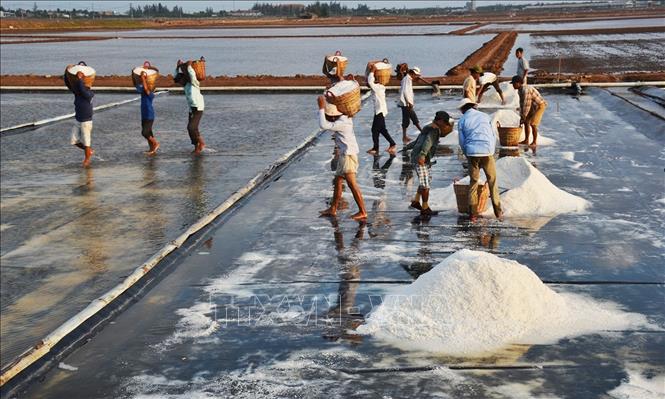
[453,181,489,214]
[497,121,522,147]
[323,51,348,77]
[65,62,96,88]
[366,58,392,85]
[132,61,159,91]
[325,77,361,117]
[190,57,206,81]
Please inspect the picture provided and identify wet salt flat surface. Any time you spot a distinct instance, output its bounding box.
[0,34,492,76]
[0,93,138,129]
[0,93,319,365]
[1,24,468,38]
[529,32,665,73]
[476,16,665,32]
[21,89,665,398]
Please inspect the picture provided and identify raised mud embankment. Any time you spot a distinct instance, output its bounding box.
[445,31,518,76]
[1,71,664,89]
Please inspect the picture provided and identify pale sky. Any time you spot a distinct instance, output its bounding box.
[1,1,537,12]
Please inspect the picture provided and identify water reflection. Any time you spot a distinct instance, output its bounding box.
[187,157,209,220]
[323,219,366,344]
[371,154,395,190]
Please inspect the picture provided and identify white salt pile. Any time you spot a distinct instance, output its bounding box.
[67,65,95,76]
[478,82,519,109]
[357,250,653,356]
[132,66,158,76]
[491,109,555,146]
[374,61,391,70]
[429,157,589,217]
[328,80,359,96]
[326,55,348,62]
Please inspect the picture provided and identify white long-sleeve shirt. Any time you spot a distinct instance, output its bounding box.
[318,109,359,156]
[367,72,388,116]
[399,74,414,107]
[175,65,205,111]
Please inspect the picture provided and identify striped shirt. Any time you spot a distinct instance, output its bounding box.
[519,85,547,119]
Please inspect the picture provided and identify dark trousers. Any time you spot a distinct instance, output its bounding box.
[400,105,419,129]
[371,113,395,151]
[187,107,203,145]
[141,119,154,139]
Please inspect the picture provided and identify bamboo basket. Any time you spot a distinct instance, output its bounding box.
[497,121,521,147]
[323,51,348,77]
[366,58,392,85]
[131,61,159,92]
[325,77,361,117]
[454,182,489,214]
[65,61,96,88]
[190,57,206,81]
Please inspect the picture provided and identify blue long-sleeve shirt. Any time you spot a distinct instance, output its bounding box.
[64,74,94,122]
[458,108,496,156]
[135,84,155,121]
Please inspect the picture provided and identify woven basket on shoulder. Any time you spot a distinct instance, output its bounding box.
[323,50,348,78]
[454,182,489,214]
[132,61,159,92]
[190,57,206,81]
[65,61,96,88]
[366,58,391,85]
[325,77,361,117]
[497,121,522,147]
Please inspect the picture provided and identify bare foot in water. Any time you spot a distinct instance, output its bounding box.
[387,145,397,155]
[350,212,367,221]
[403,136,412,144]
[529,141,537,147]
[193,142,206,155]
[519,140,529,145]
[82,149,94,168]
[319,208,337,218]
[366,149,378,155]
[146,141,160,156]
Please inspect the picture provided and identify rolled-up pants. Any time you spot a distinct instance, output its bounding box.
[467,155,502,217]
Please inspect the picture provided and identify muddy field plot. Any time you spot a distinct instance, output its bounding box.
[529,32,665,74]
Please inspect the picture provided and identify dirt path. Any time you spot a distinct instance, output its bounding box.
[445,32,518,76]
[2,71,663,89]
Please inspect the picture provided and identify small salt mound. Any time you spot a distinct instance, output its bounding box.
[478,82,518,109]
[357,249,652,356]
[429,157,590,216]
[67,65,95,76]
[328,80,359,96]
[374,62,391,70]
[132,67,158,76]
[491,109,555,146]
[326,55,348,62]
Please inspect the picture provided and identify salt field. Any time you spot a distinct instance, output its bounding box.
[0,93,319,364]
[0,24,469,38]
[13,89,665,398]
[0,34,493,76]
[474,16,665,32]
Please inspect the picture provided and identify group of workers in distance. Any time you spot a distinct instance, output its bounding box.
[64,59,206,167]
[317,48,544,223]
[64,48,544,224]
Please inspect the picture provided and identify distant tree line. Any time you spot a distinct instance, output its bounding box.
[251,2,373,17]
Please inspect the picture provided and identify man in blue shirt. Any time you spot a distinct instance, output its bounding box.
[457,98,503,222]
[64,68,94,167]
[136,72,159,155]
